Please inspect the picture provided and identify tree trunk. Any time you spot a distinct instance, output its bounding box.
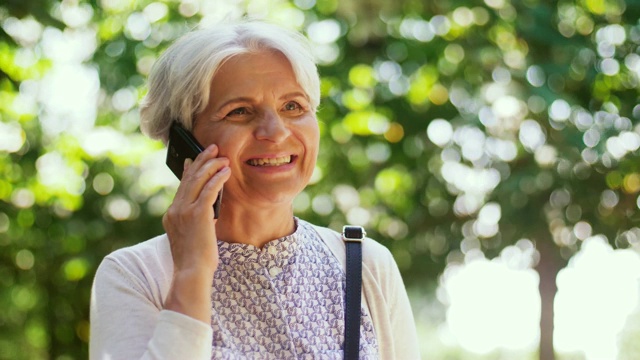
[535,239,562,360]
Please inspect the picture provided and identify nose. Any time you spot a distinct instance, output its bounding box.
[254,110,290,143]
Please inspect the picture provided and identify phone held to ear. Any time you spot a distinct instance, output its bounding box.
[166,122,223,219]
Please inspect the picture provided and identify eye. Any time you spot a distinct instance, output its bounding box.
[226,107,249,117]
[283,101,302,112]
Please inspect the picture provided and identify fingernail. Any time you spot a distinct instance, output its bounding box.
[183,158,192,170]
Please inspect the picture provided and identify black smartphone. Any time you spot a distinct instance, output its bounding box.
[166,122,223,219]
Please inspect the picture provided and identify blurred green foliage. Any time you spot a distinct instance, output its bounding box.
[1,0,640,359]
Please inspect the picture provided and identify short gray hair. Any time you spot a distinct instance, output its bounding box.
[139,20,320,143]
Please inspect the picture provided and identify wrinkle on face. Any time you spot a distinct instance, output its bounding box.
[192,50,319,207]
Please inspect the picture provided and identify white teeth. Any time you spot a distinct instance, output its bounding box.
[247,156,292,166]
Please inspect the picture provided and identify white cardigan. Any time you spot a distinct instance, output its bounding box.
[90,225,420,359]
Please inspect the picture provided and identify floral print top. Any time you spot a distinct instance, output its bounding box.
[210,218,379,359]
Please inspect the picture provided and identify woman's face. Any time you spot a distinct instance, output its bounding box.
[192,50,319,207]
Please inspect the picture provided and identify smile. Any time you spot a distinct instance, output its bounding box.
[246,155,294,167]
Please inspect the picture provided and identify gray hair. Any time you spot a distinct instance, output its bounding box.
[139,20,320,143]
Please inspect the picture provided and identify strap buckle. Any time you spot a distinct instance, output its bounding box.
[342,225,366,243]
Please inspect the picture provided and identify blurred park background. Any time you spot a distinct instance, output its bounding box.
[2,0,640,359]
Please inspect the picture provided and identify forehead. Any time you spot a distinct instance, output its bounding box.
[209,51,304,100]
[216,51,295,81]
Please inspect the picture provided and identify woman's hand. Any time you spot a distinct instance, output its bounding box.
[162,144,230,324]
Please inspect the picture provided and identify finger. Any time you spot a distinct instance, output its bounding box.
[183,158,192,171]
[193,144,219,166]
[196,166,231,211]
[181,144,218,184]
[173,148,210,202]
[175,145,226,201]
[181,156,229,203]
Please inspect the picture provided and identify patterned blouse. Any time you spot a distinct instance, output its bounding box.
[210,218,379,359]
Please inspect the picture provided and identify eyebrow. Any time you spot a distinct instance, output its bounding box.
[215,92,309,110]
[216,97,253,110]
[280,91,308,100]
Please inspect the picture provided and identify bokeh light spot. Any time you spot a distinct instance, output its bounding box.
[384,122,404,143]
[427,119,453,147]
[549,100,571,122]
[307,19,341,44]
[93,173,115,195]
[63,258,90,281]
[429,83,449,105]
[15,249,35,270]
[0,122,26,152]
[623,173,640,194]
[348,64,377,88]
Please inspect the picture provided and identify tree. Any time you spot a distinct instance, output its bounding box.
[306,1,640,358]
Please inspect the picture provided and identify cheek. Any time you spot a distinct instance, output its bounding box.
[302,118,320,150]
[302,124,320,163]
[194,123,223,148]
[200,126,241,158]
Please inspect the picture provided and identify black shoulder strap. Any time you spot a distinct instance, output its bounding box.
[342,225,364,360]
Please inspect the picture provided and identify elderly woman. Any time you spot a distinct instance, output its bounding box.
[90,20,419,359]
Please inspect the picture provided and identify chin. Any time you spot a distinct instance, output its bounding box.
[253,188,302,206]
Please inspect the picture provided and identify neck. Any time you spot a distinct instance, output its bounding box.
[215,202,296,248]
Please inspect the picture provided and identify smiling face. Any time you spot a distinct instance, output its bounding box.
[192,50,319,208]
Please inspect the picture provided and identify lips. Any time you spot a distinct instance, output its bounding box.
[246,155,294,167]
